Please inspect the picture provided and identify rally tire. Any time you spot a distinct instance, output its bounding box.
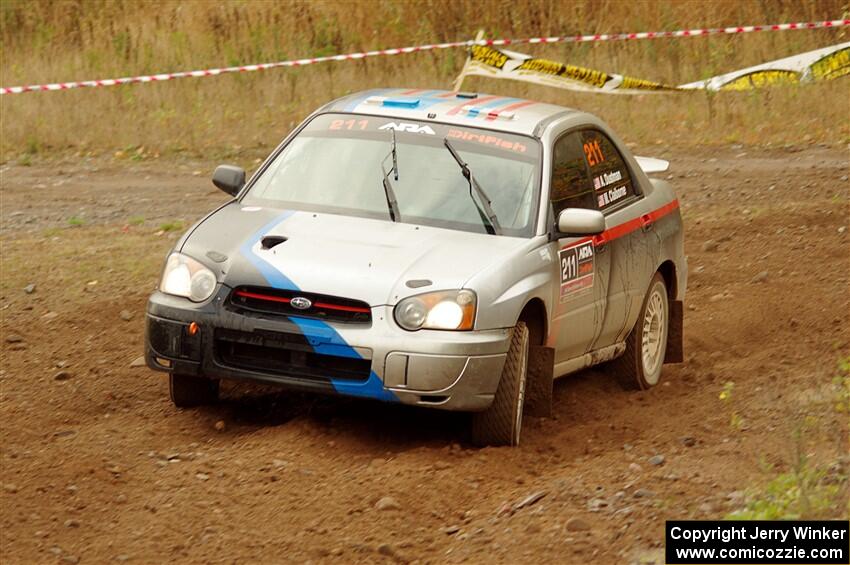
[470,322,529,447]
[611,272,669,390]
[169,373,220,407]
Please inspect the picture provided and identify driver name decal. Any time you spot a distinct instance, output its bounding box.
[559,241,595,301]
[598,185,628,207]
[592,169,622,190]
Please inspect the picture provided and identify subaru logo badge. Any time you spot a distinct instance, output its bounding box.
[290,296,312,310]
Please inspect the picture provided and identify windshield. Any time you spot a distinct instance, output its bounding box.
[243,113,541,236]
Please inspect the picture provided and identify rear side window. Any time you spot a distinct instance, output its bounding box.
[550,132,596,217]
[580,130,636,210]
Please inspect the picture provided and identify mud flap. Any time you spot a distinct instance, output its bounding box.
[525,345,554,418]
[665,300,684,363]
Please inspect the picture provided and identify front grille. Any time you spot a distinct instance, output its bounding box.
[229,286,372,324]
[214,328,371,381]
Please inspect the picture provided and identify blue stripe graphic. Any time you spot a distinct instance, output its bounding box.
[465,97,522,117]
[240,211,397,402]
[410,91,455,111]
[239,212,298,290]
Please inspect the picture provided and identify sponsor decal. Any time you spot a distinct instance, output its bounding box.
[559,240,595,302]
[378,122,436,135]
[446,128,528,153]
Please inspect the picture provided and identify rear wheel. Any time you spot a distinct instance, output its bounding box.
[470,322,529,447]
[169,373,220,407]
[611,273,669,390]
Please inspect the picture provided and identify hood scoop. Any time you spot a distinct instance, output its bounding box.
[261,235,287,250]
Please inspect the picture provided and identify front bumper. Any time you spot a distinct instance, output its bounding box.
[145,286,510,411]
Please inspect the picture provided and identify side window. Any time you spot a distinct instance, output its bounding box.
[580,130,636,210]
[550,132,596,218]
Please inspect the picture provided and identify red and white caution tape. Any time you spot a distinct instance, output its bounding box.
[2,18,847,95]
[488,19,850,45]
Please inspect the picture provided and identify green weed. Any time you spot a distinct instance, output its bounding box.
[726,465,843,520]
[728,358,850,520]
[158,220,184,232]
[719,380,745,431]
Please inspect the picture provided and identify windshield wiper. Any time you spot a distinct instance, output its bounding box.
[381,129,402,222]
[443,138,502,235]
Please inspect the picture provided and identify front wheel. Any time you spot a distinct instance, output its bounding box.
[470,321,529,447]
[169,373,220,407]
[611,272,669,390]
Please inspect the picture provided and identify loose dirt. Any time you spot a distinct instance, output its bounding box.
[1,146,848,564]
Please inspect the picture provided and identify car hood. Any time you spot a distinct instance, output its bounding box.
[180,203,528,306]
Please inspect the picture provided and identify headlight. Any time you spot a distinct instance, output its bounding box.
[394,290,476,331]
[159,253,218,302]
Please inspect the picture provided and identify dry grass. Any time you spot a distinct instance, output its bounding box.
[1,0,848,162]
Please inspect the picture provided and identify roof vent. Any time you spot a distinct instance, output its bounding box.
[383,98,420,108]
[455,92,478,99]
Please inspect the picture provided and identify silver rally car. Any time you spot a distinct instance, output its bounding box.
[145,88,686,446]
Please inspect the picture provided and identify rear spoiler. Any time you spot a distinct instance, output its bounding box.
[635,156,669,174]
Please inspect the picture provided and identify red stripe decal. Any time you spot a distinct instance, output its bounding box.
[446,95,502,115]
[562,200,680,249]
[485,100,537,120]
[399,88,425,95]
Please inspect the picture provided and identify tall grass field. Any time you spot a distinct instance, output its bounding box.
[1,0,848,162]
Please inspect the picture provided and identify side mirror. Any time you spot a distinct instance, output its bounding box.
[212,165,246,196]
[557,208,605,235]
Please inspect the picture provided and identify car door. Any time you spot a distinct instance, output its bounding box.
[546,131,611,368]
[577,129,655,347]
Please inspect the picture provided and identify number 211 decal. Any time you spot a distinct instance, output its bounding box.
[583,139,605,167]
[559,241,595,302]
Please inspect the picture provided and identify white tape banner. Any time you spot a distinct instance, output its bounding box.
[679,42,850,90]
[456,42,850,94]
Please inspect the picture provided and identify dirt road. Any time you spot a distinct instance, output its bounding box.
[1,146,848,564]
